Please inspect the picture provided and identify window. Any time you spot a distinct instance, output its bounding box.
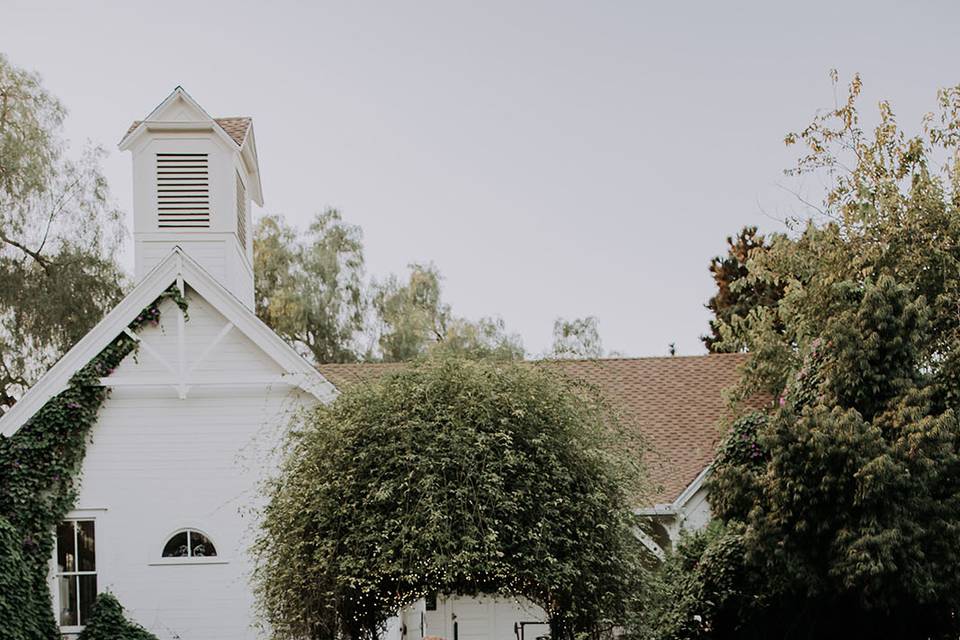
[56,520,97,628]
[162,529,217,558]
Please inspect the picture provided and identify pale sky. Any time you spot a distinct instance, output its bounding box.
[2,1,958,357]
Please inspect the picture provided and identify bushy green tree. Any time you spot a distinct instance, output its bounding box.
[254,356,649,640]
[373,264,523,361]
[77,593,157,640]
[550,316,603,359]
[254,210,367,363]
[650,74,960,639]
[0,53,126,412]
[434,316,524,361]
[701,227,782,353]
[371,263,449,361]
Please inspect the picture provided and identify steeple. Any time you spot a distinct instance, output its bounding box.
[119,87,263,308]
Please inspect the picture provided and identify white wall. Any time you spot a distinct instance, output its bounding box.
[52,290,316,640]
[405,595,547,640]
[128,129,254,308]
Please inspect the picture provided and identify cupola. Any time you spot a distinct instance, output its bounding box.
[119,87,263,308]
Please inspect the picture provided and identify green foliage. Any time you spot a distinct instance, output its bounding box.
[0,288,183,639]
[254,210,367,363]
[631,522,762,640]
[0,53,126,412]
[701,227,782,353]
[254,356,649,640]
[0,515,58,639]
[550,316,603,359]
[254,218,525,363]
[373,264,524,362]
[77,593,157,640]
[706,412,768,522]
[372,262,450,360]
[662,73,960,639]
[432,316,525,361]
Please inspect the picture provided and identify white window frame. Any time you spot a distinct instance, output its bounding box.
[150,527,228,566]
[53,516,98,634]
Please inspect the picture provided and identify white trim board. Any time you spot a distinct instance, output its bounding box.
[0,247,336,438]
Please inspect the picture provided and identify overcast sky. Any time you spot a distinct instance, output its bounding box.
[2,1,958,357]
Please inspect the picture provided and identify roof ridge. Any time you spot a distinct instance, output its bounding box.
[314,353,748,367]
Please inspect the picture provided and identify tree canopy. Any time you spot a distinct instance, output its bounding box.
[647,73,960,639]
[0,53,126,412]
[253,223,527,364]
[254,356,650,640]
[550,316,604,359]
[372,264,523,362]
[701,226,781,353]
[254,210,367,363]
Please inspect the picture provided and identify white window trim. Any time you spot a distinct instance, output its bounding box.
[152,527,228,566]
[148,557,229,566]
[53,514,101,634]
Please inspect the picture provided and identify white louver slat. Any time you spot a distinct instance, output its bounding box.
[156,153,210,228]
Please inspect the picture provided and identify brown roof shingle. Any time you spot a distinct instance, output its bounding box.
[123,117,251,146]
[315,354,762,507]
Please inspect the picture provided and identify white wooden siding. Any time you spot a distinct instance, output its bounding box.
[60,289,316,640]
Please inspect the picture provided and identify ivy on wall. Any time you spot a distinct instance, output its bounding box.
[0,285,186,639]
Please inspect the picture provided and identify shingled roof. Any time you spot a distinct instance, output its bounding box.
[123,116,252,146]
[316,354,759,507]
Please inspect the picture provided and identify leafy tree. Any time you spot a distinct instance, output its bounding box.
[550,316,603,359]
[373,264,523,361]
[649,74,960,639]
[0,53,126,413]
[701,226,782,353]
[254,209,367,363]
[371,263,449,361]
[254,356,650,640]
[434,316,524,361]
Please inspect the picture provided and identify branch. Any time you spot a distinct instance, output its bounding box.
[0,230,50,272]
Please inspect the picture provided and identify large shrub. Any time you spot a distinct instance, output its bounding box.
[77,594,157,640]
[254,356,651,640]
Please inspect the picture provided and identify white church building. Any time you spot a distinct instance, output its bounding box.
[0,88,745,640]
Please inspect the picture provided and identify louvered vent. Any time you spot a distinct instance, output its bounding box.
[156,153,210,227]
[236,172,247,246]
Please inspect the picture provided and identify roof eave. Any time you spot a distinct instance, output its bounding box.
[240,126,264,205]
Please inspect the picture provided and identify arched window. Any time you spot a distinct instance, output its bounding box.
[162,529,217,558]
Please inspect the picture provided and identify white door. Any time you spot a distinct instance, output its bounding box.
[418,595,547,640]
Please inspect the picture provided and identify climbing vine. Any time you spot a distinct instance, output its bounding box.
[0,285,186,639]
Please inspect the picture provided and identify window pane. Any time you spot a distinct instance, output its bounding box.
[78,520,96,571]
[56,521,75,572]
[190,530,216,557]
[78,574,97,626]
[58,575,78,626]
[162,531,189,557]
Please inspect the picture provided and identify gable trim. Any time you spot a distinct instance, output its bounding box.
[0,248,335,438]
[118,87,239,152]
